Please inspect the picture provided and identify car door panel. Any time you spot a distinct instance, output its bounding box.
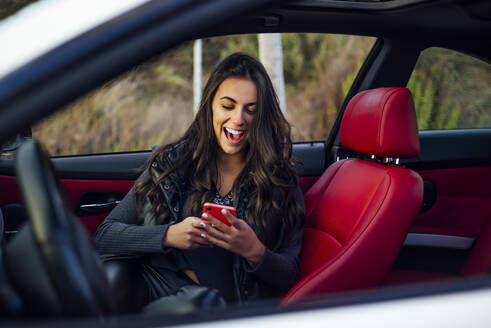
[0,142,327,238]
[405,129,491,239]
[0,173,134,236]
[411,166,491,238]
[392,129,491,275]
[62,179,134,235]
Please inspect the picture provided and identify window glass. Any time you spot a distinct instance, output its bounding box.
[33,34,375,156]
[408,47,491,130]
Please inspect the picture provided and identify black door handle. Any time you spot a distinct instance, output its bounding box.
[76,191,125,215]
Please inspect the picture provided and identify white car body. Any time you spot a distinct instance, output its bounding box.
[1,0,490,326]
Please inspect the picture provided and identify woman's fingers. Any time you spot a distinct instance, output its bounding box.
[191,226,213,246]
[190,217,206,228]
[185,213,263,261]
[203,233,230,250]
[221,209,240,228]
[181,217,212,248]
[188,233,211,248]
[201,213,231,232]
[200,211,263,261]
[200,213,238,250]
[203,222,231,242]
[192,236,211,247]
[195,213,258,254]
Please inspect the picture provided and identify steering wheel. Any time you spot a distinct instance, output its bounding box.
[4,141,116,317]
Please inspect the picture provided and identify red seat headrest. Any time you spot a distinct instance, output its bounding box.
[340,87,420,158]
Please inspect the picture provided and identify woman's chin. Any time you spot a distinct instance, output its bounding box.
[219,141,247,157]
[221,146,243,156]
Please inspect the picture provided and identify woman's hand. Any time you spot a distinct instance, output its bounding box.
[202,210,266,267]
[163,216,211,249]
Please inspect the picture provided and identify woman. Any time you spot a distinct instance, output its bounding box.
[94,53,305,306]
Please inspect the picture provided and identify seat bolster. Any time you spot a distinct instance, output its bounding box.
[295,228,342,282]
[283,166,423,305]
[303,160,345,221]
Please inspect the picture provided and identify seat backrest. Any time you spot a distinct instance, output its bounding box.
[283,88,423,305]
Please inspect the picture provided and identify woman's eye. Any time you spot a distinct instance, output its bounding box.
[222,105,233,110]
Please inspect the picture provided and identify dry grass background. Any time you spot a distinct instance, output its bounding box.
[33,34,375,156]
[286,35,374,141]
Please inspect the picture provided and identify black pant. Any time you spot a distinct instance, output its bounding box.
[103,259,196,312]
[139,264,197,301]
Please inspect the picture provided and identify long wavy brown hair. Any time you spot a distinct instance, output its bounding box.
[134,53,304,251]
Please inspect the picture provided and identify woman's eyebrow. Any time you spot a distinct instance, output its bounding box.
[220,97,256,106]
[220,96,236,103]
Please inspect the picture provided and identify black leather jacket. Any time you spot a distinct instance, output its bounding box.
[146,142,303,304]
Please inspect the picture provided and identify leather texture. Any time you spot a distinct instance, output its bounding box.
[411,167,491,238]
[340,87,419,158]
[282,88,423,305]
[300,176,319,194]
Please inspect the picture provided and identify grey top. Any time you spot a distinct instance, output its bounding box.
[93,181,304,300]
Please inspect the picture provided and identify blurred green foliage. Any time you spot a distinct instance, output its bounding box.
[407,47,490,130]
[33,34,490,156]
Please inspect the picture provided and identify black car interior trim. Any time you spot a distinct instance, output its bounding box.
[405,129,491,170]
[403,233,475,250]
[392,246,471,275]
[325,38,384,167]
[0,143,326,180]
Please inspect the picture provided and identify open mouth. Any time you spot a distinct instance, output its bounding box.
[224,127,246,144]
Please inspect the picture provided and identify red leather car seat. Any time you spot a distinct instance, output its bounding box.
[282,87,424,305]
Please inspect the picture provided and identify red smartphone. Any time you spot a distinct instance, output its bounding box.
[201,202,236,226]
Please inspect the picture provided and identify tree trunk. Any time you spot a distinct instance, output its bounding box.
[193,39,202,114]
[258,33,286,114]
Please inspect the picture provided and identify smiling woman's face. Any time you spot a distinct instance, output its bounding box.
[212,77,257,157]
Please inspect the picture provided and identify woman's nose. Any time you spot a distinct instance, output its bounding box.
[231,108,246,125]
